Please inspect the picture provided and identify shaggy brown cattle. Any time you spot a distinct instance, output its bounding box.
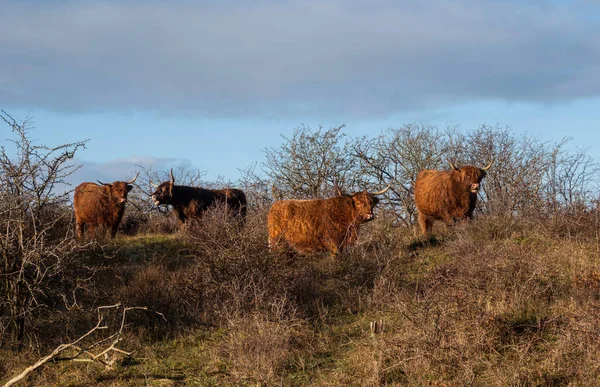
[151,169,247,224]
[267,184,390,256]
[414,160,493,236]
[74,172,139,239]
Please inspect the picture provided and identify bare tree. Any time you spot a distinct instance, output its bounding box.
[354,124,451,226]
[262,125,359,199]
[237,162,273,209]
[0,110,87,345]
[544,143,600,216]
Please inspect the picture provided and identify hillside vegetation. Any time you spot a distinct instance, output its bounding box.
[2,112,600,385]
[3,212,600,386]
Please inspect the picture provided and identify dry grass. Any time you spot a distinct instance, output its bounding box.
[3,209,600,386]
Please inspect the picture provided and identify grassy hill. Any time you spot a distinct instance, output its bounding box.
[2,211,600,386]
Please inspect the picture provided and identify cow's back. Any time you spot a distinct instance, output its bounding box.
[222,188,247,209]
[173,186,247,221]
[268,200,324,253]
[74,183,106,222]
[208,188,247,216]
[415,169,472,221]
[415,170,454,218]
[268,197,355,254]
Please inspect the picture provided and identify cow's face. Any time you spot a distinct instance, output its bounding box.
[110,181,134,204]
[351,191,380,222]
[459,166,487,194]
[152,182,173,206]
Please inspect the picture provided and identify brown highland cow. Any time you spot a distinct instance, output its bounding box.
[267,184,390,256]
[151,169,247,224]
[414,160,492,236]
[74,172,139,239]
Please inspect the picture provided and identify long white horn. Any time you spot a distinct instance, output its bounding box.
[371,182,392,195]
[170,168,175,184]
[482,159,494,171]
[448,160,460,171]
[127,172,140,184]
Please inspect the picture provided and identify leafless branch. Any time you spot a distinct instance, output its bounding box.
[2,304,157,387]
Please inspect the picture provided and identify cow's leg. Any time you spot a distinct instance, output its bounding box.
[76,221,85,239]
[418,212,432,236]
[110,225,119,239]
[87,224,96,239]
[323,239,340,258]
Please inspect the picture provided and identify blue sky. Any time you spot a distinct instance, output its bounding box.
[1,0,599,184]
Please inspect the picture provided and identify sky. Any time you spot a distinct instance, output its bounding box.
[1,0,599,185]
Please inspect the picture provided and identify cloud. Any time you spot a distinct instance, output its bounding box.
[63,156,190,193]
[1,0,599,118]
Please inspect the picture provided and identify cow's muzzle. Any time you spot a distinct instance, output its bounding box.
[470,183,480,193]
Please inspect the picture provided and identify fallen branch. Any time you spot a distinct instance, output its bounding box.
[2,303,159,387]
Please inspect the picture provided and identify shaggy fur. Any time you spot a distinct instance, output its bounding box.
[414,164,489,236]
[152,183,247,224]
[74,181,134,239]
[267,191,381,256]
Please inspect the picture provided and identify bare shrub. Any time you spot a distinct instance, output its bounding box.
[354,123,451,226]
[182,206,289,323]
[116,263,207,332]
[264,124,360,199]
[223,298,300,384]
[0,110,88,346]
[237,162,273,209]
[112,205,290,333]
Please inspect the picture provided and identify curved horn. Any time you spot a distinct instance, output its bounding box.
[127,171,140,184]
[448,159,460,171]
[371,181,392,195]
[150,181,159,188]
[170,168,175,184]
[482,159,494,171]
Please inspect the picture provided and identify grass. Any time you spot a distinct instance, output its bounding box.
[3,212,600,385]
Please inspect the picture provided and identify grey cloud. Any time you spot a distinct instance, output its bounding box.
[1,0,598,118]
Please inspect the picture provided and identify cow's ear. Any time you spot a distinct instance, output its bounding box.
[126,184,134,192]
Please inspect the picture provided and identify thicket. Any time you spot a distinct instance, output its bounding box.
[122,123,600,234]
[2,113,600,385]
[0,111,88,347]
